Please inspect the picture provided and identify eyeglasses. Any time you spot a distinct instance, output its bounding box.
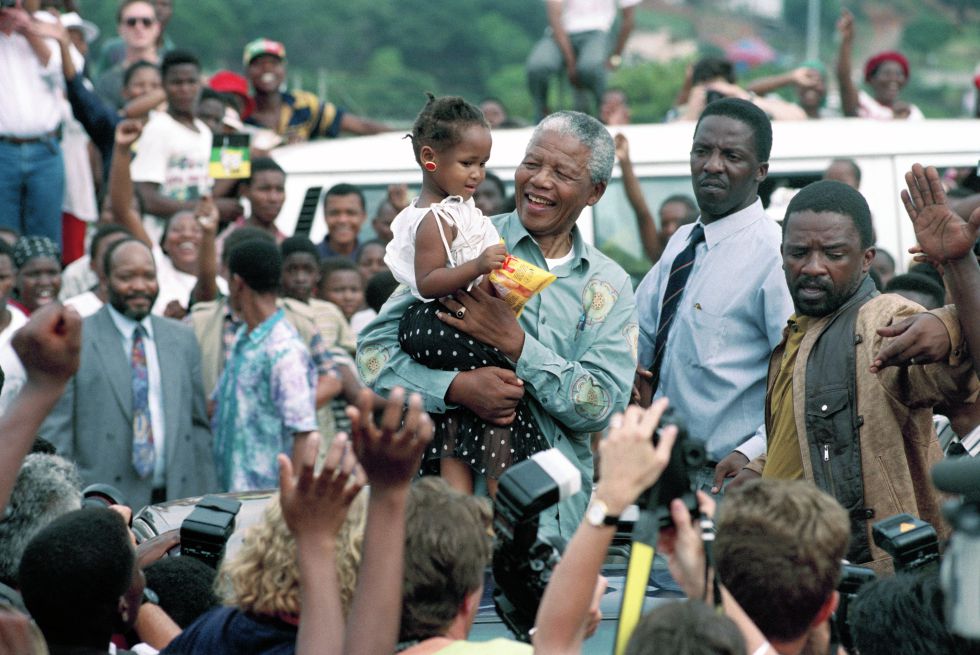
[124,16,156,28]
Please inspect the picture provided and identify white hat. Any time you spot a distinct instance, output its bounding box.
[60,12,100,44]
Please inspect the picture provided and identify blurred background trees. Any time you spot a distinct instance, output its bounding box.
[77,0,980,124]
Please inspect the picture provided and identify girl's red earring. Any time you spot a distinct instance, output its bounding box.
[424,161,437,172]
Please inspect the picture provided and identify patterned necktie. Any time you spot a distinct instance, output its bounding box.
[131,324,155,478]
[648,223,706,393]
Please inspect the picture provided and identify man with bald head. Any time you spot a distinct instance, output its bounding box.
[41,238,216,508]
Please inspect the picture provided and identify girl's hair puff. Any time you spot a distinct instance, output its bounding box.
[408,93,489,165]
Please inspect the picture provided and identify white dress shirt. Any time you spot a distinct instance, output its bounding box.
[0,13,63,136]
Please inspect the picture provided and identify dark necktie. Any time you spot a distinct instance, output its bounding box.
[648,223,706,393]
[131,324,155,478]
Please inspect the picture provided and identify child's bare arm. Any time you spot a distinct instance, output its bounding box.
[415,213,506,298]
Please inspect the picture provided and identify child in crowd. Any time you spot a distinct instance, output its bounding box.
[384,94,547,495]
[319,258,367,326]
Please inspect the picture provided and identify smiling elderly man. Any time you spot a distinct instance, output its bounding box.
[357,111,638,536]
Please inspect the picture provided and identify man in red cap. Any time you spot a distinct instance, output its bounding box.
[836,9,923,119]
[242,38,390,144]
[209,70,255,120]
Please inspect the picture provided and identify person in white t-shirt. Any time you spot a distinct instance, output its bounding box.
[526,0,640,121]
[130,49,213,244]
[0,1,66,249]
[113,118,226,318]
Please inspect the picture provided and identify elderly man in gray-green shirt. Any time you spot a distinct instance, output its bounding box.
[357,111,637,537]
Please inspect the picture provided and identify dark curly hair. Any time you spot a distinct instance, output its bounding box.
[408,93,489,165]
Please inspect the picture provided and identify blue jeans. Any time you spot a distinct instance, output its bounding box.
[0,137,65,247]
[526,29,609,121]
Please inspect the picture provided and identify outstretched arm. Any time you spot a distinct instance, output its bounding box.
[109,120,154,247]
[835,10,860,117]
[901,163,980,377]
[615,133,662,262]
[280,433,366,655]
[339,113,390,136]
[343,387,433,655]
[0,304,81,510]
[746,67,822,97]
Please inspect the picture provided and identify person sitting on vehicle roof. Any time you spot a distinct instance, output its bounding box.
[670,57,807,122]
[836,9,924,120]
[243,38,390,144]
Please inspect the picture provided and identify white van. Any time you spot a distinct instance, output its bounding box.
[271,119,979,281]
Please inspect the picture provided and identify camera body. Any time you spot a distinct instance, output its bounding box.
[492,449,581,642]
[872,513,941,574]
[180,495,241,569]
[634,408,706,530]
[81,483,127,510]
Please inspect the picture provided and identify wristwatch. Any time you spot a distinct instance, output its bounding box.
[586,499,619,527]
[141,587,159,606]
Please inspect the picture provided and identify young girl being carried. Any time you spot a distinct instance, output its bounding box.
[385,94,548,496]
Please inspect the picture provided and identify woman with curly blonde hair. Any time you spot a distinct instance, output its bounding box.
[161,488,368,654]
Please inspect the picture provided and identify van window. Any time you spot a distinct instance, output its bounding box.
[593,176,692,284]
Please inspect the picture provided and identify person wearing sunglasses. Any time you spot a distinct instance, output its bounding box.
[93,0,160,110]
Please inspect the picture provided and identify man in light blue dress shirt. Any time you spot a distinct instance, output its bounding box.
[635,98,793,490]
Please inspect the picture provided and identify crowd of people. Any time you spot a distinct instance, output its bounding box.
[1,0,980,653]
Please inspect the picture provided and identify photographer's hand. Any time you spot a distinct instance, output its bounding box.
[279,433,365,655]
[535,400,679,654]
[657,490,715,600]
[342,387,433,655]
[595,399,678,514]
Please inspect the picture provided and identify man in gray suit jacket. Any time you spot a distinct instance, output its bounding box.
[41,239,216,510]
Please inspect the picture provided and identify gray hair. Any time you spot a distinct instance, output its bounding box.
[0,454,82,586]
[532,111,615,185]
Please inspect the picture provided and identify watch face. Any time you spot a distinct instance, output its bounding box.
[142,587,159,605]
[587,501,606,526]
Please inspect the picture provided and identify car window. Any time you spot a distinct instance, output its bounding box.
[593,176,693,286]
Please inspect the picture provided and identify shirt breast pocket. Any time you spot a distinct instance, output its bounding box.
[675,305,727,367]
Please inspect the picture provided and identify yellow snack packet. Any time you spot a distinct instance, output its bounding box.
[488,253,557,317]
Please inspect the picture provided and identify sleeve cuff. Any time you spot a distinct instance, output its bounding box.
[515,332,561,383]
[735,433,767,461]
[410,369,456,415]
[928,305,965,365]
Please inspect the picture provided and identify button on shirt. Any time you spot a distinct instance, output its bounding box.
[357,211,638,538]
[107,305,167,488]
[635,199,793,461]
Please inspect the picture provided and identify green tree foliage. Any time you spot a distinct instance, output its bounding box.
[79,0,547,123]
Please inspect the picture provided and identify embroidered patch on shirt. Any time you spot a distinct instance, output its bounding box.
[623,322,639,363]
[571,375,611,420]
[356,344,390,384]
[581,279,618,326]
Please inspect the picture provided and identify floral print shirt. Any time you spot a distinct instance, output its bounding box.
[212,309,317,491]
